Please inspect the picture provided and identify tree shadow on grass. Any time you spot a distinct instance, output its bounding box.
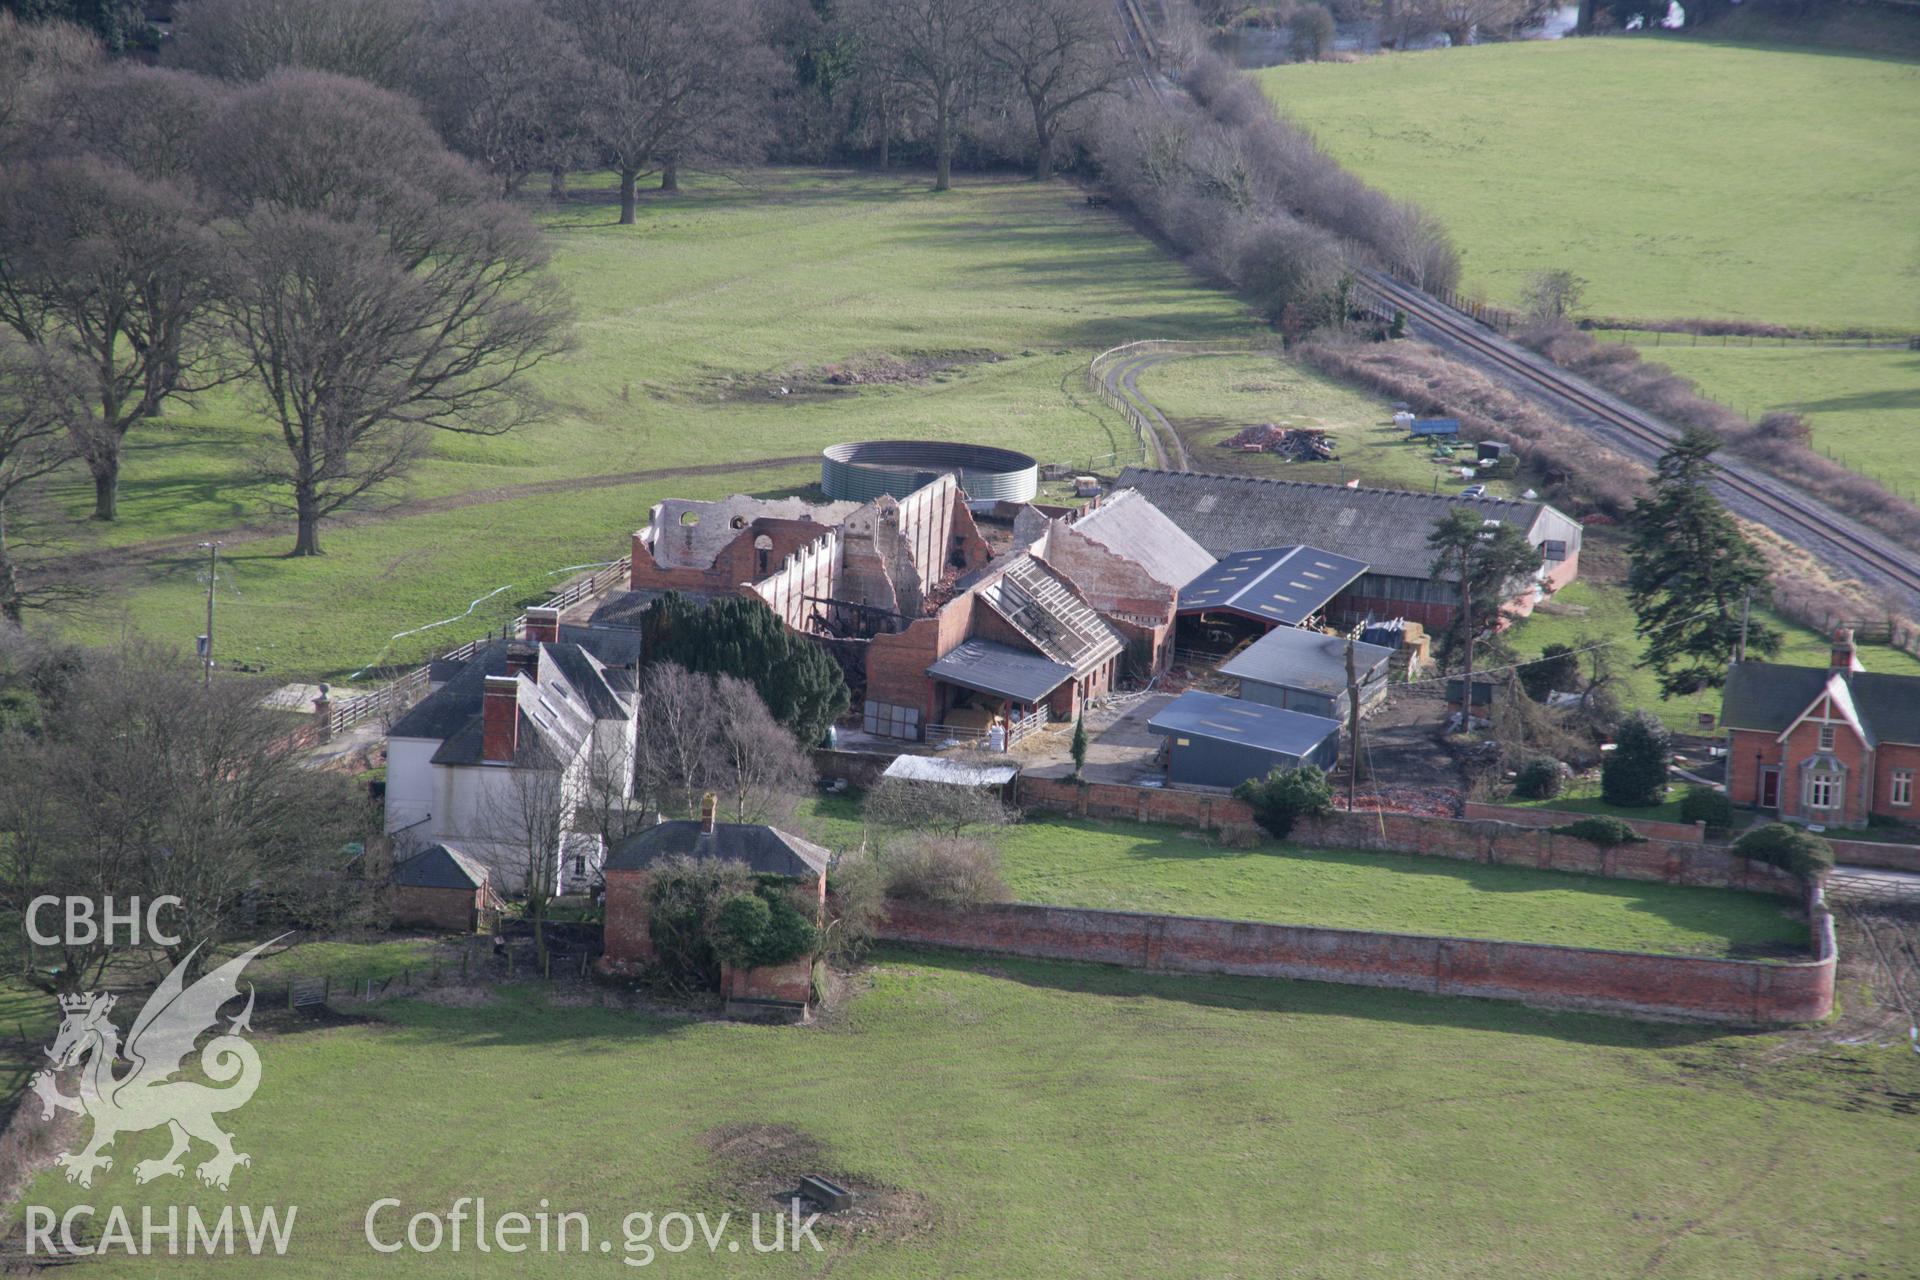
[875,945,1737,1051]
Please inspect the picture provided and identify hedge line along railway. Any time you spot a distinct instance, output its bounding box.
[1360,269,1920,611]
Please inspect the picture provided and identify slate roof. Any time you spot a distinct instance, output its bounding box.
[1114,468,1552,581]
[389,640,635,768]
[604,821,831,878]
[1219,627,1395,697]
[391,843,489,890]
[1068,489,1215,590]
[1147,690,1343,758]
[976,554,1124,673]
[1721,661,1920,746]
[643,495,857,570]
[927,638,1075,703]
[1177,546,1369,626]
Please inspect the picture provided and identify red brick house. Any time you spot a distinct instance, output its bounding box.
[1721,630,1920,827]
[598,799,831,1012]
[390,843,501,932]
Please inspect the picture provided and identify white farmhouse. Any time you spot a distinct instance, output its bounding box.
[384,627,638,895]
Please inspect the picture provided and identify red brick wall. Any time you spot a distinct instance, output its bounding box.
[878,897,1834,1024]
[1461,801,1706,844]
[722,959,814,1003]
[391,885,481,931]
[1870,741,1920,824]
[1727,728,1778,811]
[1777,715,1871,826]
[1017,777,1801,896]
[1824,836,1920,873]
[602,868,654,964]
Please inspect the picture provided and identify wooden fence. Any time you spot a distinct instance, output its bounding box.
[326,559,629,734]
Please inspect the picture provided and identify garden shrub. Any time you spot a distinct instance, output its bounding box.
[1552,816,1644,847]
[1679,786,1734,833]
[1601,712,1670,808]
[647,857,820,992]
[884,833,1009,906]
[1512,757,1563,801]
[1732,823,1834,882]
[1233,764,1334,840]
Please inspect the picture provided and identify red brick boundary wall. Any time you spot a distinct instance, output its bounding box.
[879,891,1836,1024]
[1017,777,1801,897]
[1461,801,1707,844]
[1823,837,1920,874]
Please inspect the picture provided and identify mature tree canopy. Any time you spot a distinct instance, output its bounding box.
[210,72,570,554]
[851,0,988,191]
[977,0,1124,181]
[0,336,82,622]
[1626,427,1779,697]
[0,156,226,520]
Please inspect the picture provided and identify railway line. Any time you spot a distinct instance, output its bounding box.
[1361,270,1920,609]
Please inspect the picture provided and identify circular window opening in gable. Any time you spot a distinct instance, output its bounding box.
[679,511,700,526]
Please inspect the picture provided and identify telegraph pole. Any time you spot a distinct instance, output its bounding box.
[1736,588,1752,664]
[1345,632,1361,812]
[199,541,220,687]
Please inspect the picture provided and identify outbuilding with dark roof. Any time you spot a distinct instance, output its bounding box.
[1147,690,1342,788]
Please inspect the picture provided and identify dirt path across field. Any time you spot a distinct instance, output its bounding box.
[36,455,818,578]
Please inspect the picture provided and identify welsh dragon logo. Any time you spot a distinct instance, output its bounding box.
[31,938,281,1190]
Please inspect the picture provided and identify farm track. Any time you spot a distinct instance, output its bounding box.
[1361,270,1920,611]
[34,454,818,578]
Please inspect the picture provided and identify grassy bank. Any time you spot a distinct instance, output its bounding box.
[10,951,1916,1277]
[1258,40,1920,331]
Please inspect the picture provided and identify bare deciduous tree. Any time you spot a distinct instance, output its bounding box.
[478,762,569,963]
[0,158,226,520]
[0,12,99,163]
[557,0,781,223]
[709,673,814,824]
[635,661,716,818]
[863,773,1013,838]
[1522,268,1587,324]
[210,74,571,555]
[978,0,1124,181]
[1407,0,1526,46]
[0,643,369,992]
[47,64,227,184]
[168,0,427,86]
[406,0,592,195]
[851,0,989,192]
[0,337,82,623]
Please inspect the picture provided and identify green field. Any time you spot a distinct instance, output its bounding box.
[796,802,1803,958]
[1258,40,1920,332]
[41,169,1251,679]
[1131,352,1527,496]
[1608,335,1920,494]
[9,951,1917,1277]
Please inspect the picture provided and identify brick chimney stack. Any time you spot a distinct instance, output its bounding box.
[482,675,519,762]
[699,792,717,834]
[524,606,561,644]
[505,641,538,679]
[1831,627,1860,674]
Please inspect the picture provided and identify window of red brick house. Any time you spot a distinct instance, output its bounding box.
[1808,771,1839,810]
[1818,723,1836,751]
[1894,770,1914,808]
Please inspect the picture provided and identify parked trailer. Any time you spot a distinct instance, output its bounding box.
[1409,418,1461,438]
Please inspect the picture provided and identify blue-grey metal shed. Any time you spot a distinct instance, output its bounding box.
[1218,627,1394,719]
[1409,418,1460,438]
[1146,690,1342,788]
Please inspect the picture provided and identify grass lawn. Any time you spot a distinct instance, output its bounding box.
[8,950,1916,1277]
[1258,40,1920,332]
[1606,336,1920,495]
[1494,776,1698,826]
[796,800,1803,958]
[1131,351,1526,496]
[37,169,1253,677]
